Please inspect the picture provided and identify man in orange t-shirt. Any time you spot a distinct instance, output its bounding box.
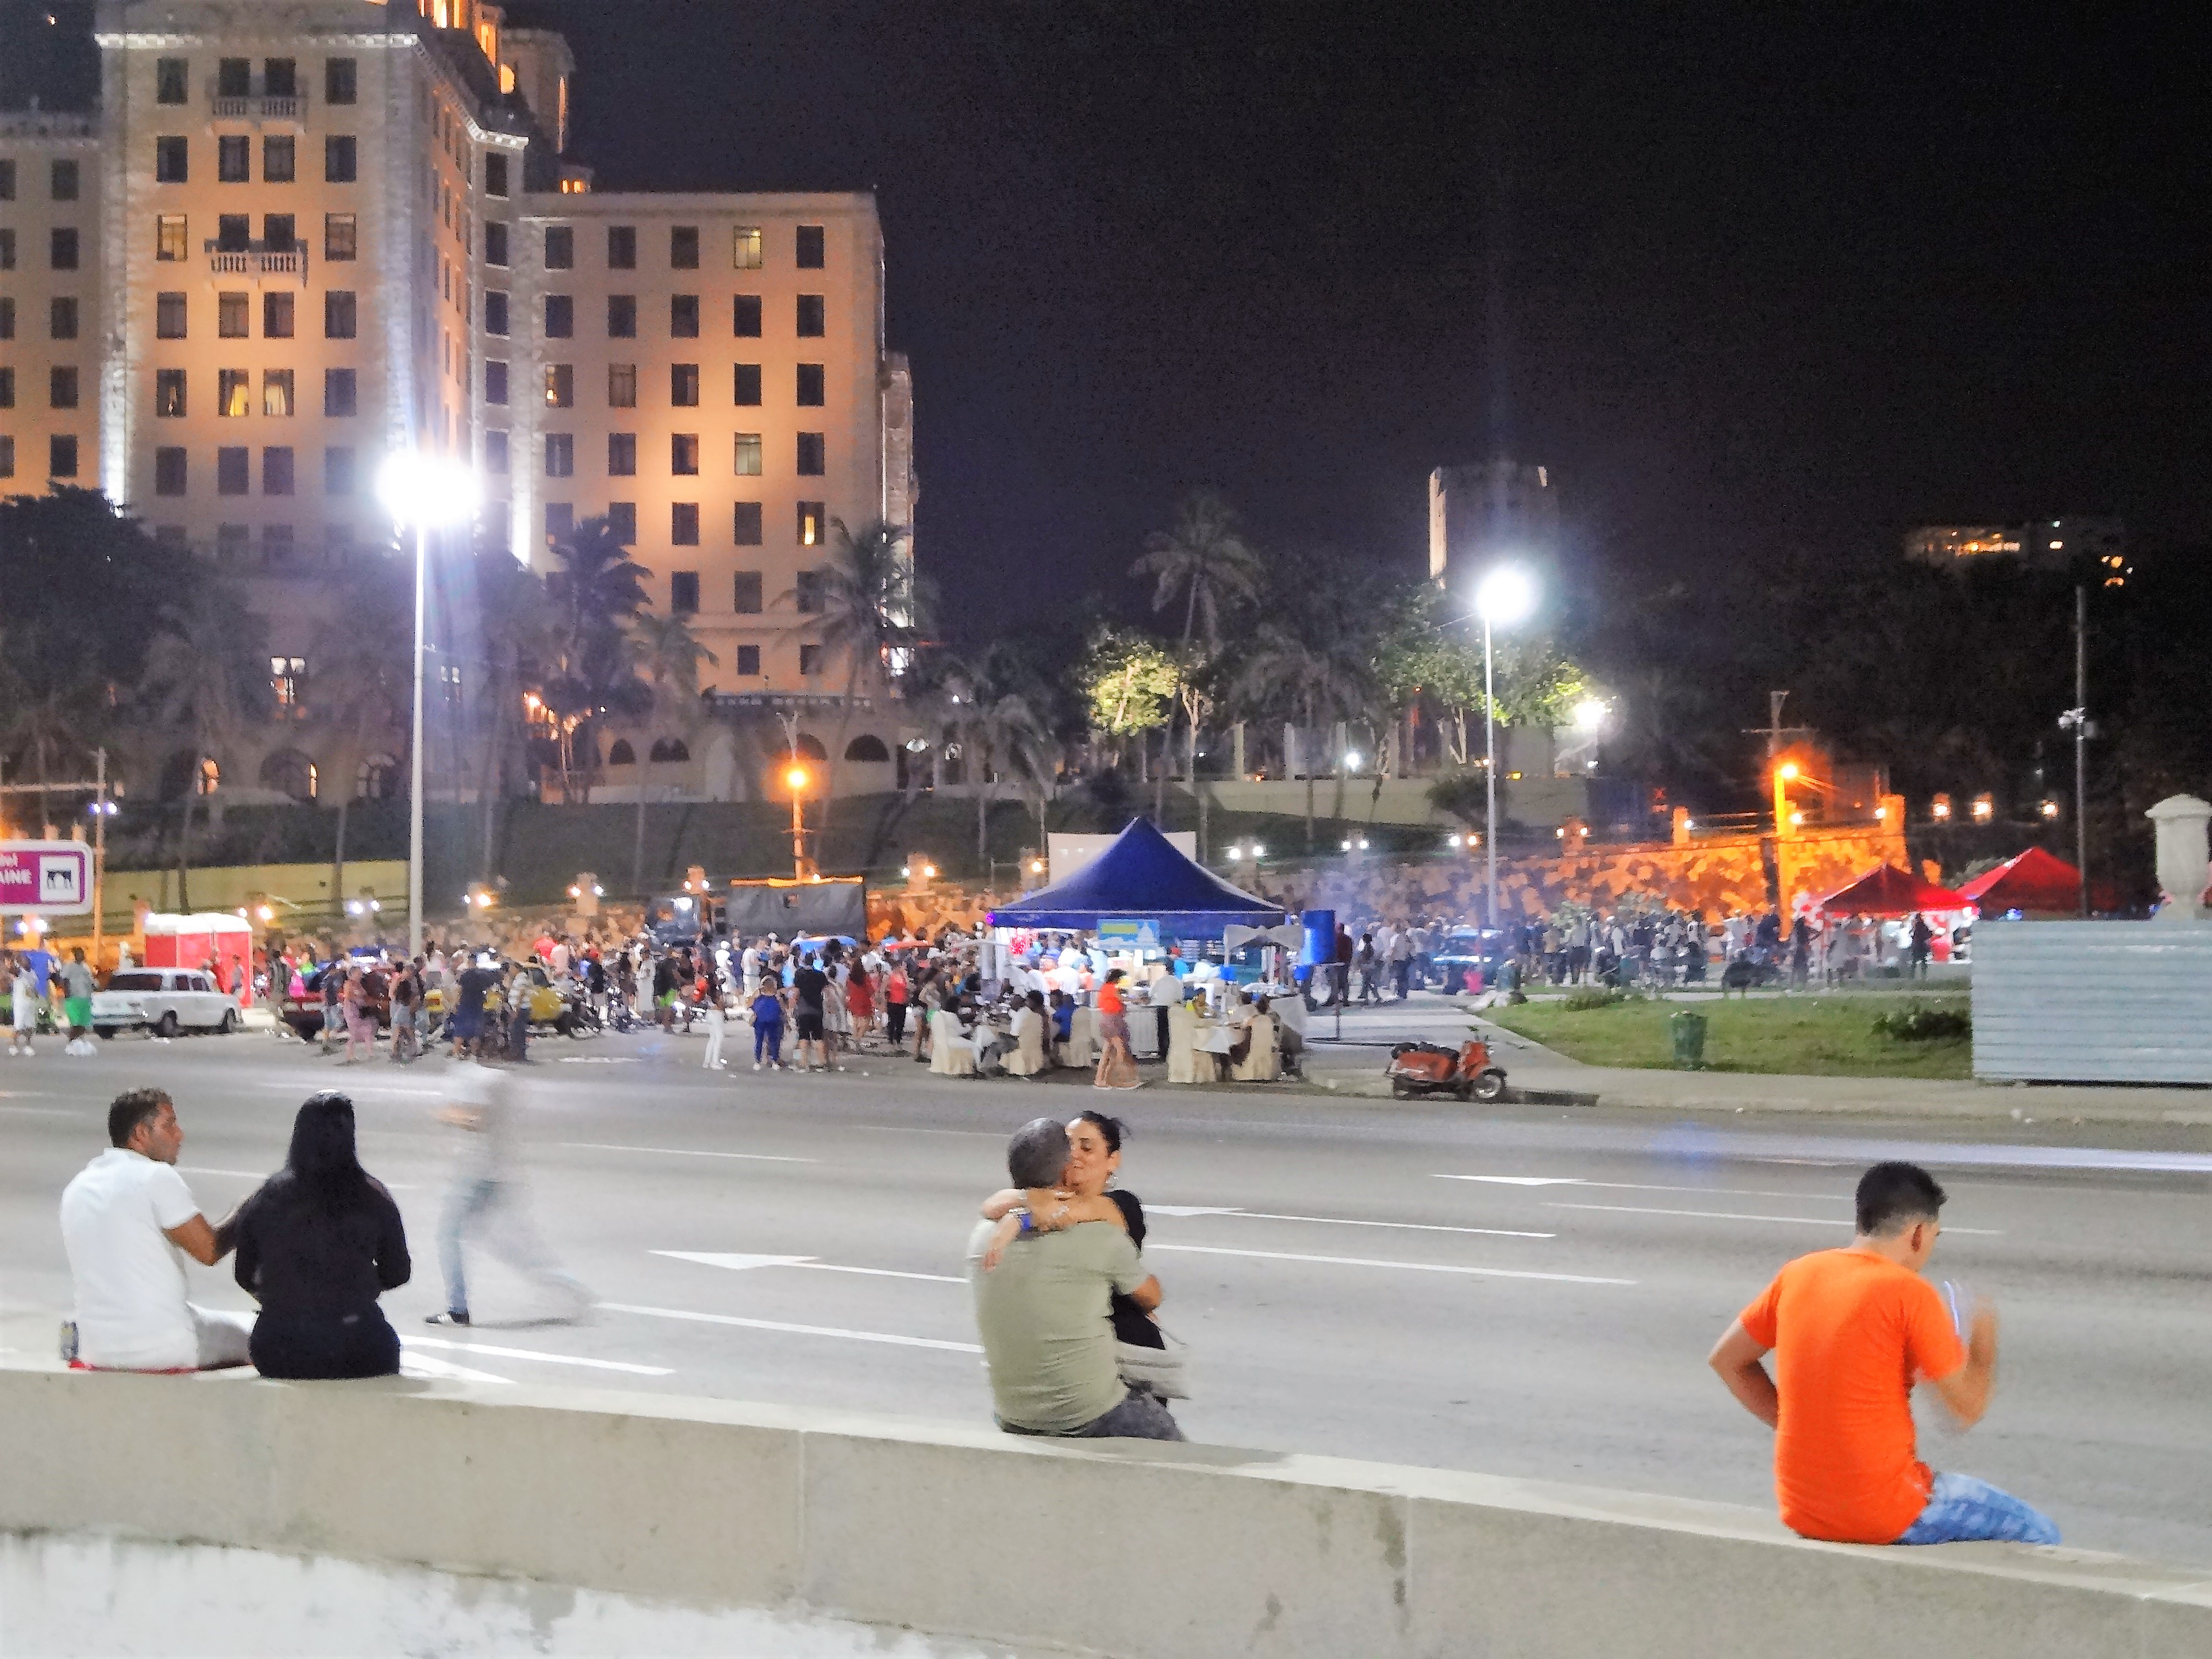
[1708,1161,2059,1547]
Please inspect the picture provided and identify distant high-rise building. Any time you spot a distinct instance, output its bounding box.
[1904,517,2126,577]
[1428,458,1557,588]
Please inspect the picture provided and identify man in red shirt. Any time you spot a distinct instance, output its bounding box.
[1708,1161,2059,1546]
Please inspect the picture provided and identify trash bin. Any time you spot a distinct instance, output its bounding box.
[1669,1010,1707,1070]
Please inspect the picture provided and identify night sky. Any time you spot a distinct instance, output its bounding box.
[10,2,2207,635]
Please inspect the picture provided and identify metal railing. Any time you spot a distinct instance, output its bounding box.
[205,246,307,280]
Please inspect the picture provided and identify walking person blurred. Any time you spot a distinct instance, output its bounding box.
[340,968,375,1064]
[425,1055,589,1327]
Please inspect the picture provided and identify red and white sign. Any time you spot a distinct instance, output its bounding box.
[0,841,93,915]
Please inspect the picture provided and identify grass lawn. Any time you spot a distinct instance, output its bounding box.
[1486,994,1973,1080]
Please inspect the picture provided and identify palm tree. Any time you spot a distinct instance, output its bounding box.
[141,580,271,911]
[310,571,410,919]
[453,541,561,878]
[946,649,1054,868]
[542,517,652,802]
[1234,604,1377,851]
[627,612,719,894]
[1131,491,1262,820]
[0,639,105,836]
[796,518,928,818]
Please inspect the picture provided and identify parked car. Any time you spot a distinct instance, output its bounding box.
[93,969,241,1038]
[281,962,392,1043]
[1429,928,1511,992]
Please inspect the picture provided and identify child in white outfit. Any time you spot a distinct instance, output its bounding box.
[700,996,726,1070]
[9,966,36,1056]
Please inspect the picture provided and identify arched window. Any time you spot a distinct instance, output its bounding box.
[843,734,891,763]
[648,737,691,764]
[356,754,401,800]
[606,739,636,766]
[788,733,828,761]
[259,750,317,802]
[197,757,222,796]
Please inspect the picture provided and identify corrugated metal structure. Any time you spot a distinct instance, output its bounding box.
[1972,921,2212,1083]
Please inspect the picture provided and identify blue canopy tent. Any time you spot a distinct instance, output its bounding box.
[986,818,1286,939]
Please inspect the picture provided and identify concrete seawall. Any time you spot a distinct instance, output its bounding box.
[3,1365,2206,1658]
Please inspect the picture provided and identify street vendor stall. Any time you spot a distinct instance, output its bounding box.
[1955,846,2113,918]
[1812,865,1967,916]
[141,912,254,1005]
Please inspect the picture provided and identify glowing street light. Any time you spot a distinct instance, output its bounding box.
[1573,697,1608,730]
[1474,565,1537,929]
[376,449,478,959]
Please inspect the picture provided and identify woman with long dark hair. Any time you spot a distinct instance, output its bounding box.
[232,1092,410,1379]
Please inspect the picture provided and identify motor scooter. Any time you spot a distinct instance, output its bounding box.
[1385,1037,1508,1102]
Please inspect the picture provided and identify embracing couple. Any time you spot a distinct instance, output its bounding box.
[966,1111,1184,1442]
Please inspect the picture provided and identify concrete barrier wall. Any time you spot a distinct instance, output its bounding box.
[3,1364,2207,1659]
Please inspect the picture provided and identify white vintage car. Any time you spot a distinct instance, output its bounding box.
[91,969,242,1038]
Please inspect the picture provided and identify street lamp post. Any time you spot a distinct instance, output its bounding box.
[376,453,478,959]
[1475,567,1536,932]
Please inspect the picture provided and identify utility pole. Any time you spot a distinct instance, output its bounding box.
[2071,586,2090,915]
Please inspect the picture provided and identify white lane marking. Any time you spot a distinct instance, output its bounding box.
[1146,1205,1245,1217]
[402,1335,672,1376]
[1212,1212,1557,1238]
[1437,1174,1853,1202]
[850,1126,1004,1138]
[1547,1202,2003,1235]
[399,1350,516,1385]
[654,1250,964,1284]
[0,1104,74,1116]
[175,1166,419,1190]
[604,1302,983,1354]
[560,1142,817,1163]
[1145,1243,1634,1286]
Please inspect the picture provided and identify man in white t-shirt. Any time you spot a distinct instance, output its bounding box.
[59,1089,252,1370]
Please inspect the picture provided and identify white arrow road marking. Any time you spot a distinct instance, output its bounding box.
[604,1302,982,1354]
[398,1350,516,1385]
[402,1335,672,1376]
[561,1142,817,1163]
[655,1250,964,1284]
[1548,1202,2002,1235]
[1146,1244,1633,1286]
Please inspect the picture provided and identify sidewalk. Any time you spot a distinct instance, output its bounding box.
[1291,994,2212,1127]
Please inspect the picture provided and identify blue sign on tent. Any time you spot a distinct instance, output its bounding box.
[1098,918,1162,950]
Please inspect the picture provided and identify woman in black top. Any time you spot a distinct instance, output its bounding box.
[233,1092,410,1379]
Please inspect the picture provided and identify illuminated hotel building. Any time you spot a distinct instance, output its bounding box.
[1,0,917,805]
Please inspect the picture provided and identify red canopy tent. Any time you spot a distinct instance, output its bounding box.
[1813,864,1968,917]
[1955,846,2110,916]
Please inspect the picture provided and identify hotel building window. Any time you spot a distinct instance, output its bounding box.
[544,433,574,477]
[263,135,295,184]
[263,213,295,251]
[263,369,294,417]
[671,226,699,269]
[735,645,760,676]
[156,137,189,183]
[799,644,822,676]
[51,228,79,270]
[607,501,637,543]
[670,570,700,612]
[155,447,187,494]
[607,225,636,269]
[0,436,12,477]
[0,367,12,404]
[263,290,294,338]
[325,446,356,496]
[607,433,637,475]
[796,363,825,406]
[50,367,80,409]
[325,136,356,184]
[545,364,574,407]
[733,294,761,337]
[326,57,357,104]
[796,225,825,268]
[606,294,635,337]
[51,437,80,478]
[0,300,11,339]
[795,570,825,613]
[484,431,509,473]
[324,213,356,260]
[733,363,761,406]
[546,502,574,543]
[797,294,825,336]
[324,291,357,338]
[218,369,250,416]
[51,298,79,340]
[217,447,249,494]
[484,221,508,266]
[797,501,824,547]
[545,294,574,337]
[0,160,11,199]
[484,361,507,404]
[156,58,188,103]
[265,59,297,98]
[219,292,249,337]
[733,433,762,476]
[157,216,189,261]
[796,433,826,475]
[734,503,763,547]
[0,229,11,268]
[544,225,573,268]
[671,294,699,337]
[671,503,700,545]
[217,135,250,183]
[485,290,508,334]
[217,58,249,96]
[263,447,294,495]
[607,363,637,407]
[671,433,699,474]
[324,367,357,416]
[733,226,762,269]
[52,159,79,201]
[215,214,249,251]
[671,363,700,407]
[485,154,509,197]
[155,369,187,417]
[733,569,763,611]
[216,522,250,559]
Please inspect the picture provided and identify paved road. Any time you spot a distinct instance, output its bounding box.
[4,1025,2208,1566]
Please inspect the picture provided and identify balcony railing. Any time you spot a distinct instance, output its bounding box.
[211,94,303,122]
[205,244,308,281]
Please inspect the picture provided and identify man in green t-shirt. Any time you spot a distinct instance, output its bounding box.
[968,1117,1182,1440]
